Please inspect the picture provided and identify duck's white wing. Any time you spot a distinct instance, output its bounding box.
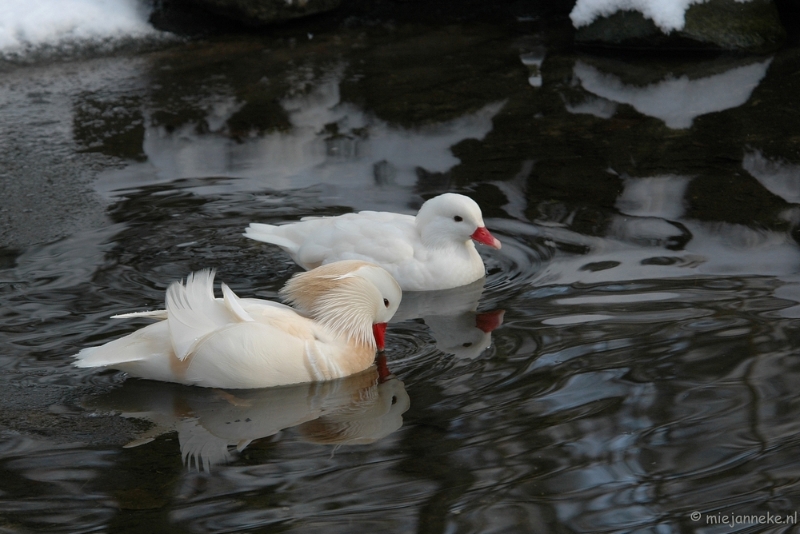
[166,270,253,362]
[246,212,417,269]
[182,321,315,388]
[297,212,417,268]
[109,295,292,322]
[175,287,334,388]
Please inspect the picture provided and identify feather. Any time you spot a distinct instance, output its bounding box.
[222,283,254,323]
[244,223,301,254]
[280,261,379,349]
[112,310,168,320]
[166,269,245,361]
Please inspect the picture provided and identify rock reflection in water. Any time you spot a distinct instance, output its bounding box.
[743,150,800,317]
[522,171,800,295]
[95,63,505,211]
[570,57,772,129]
[744,149,800,205]
[84,360,409,471]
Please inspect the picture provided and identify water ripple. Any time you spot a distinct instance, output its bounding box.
[3,180,800,533]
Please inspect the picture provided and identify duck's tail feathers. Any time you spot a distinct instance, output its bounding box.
[243,223,300,254]
[75,270,256,369]
[73,342,147,368]
[112,310,168,320]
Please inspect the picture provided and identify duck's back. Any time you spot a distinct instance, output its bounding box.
[247,211,419,271]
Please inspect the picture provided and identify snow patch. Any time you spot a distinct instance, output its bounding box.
[0,0,160,58]
[570,0,754,33]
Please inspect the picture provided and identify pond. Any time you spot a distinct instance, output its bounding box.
[1,11,800,533]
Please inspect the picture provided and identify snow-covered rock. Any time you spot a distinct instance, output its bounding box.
[571,0,785,53]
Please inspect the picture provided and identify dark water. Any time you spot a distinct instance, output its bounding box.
[2,16,800,533]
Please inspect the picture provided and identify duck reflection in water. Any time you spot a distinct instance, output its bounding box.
[393,277,504,359]
[84,355,409,471]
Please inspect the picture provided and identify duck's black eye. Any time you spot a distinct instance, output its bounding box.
[454,216,463,222]
[383,298,390,308]
[462,342,473,347]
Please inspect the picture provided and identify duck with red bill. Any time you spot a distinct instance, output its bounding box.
[245,193,503,291]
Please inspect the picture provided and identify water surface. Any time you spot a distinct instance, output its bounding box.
[2,16,800,533]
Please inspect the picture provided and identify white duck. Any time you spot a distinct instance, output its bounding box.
[73,260,402,389]
[244,193,502,291]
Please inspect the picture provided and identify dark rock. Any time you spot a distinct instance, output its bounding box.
[575,0,786,53]
[774,0,800,43]
[172,0,343,26]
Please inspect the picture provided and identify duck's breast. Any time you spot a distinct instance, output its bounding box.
[392,242,485,291]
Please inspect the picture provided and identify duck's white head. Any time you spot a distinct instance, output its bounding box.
[280,260,402,350]
[415,193,501,250]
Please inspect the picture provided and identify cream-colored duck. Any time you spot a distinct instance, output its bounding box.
[73,260,402,389]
